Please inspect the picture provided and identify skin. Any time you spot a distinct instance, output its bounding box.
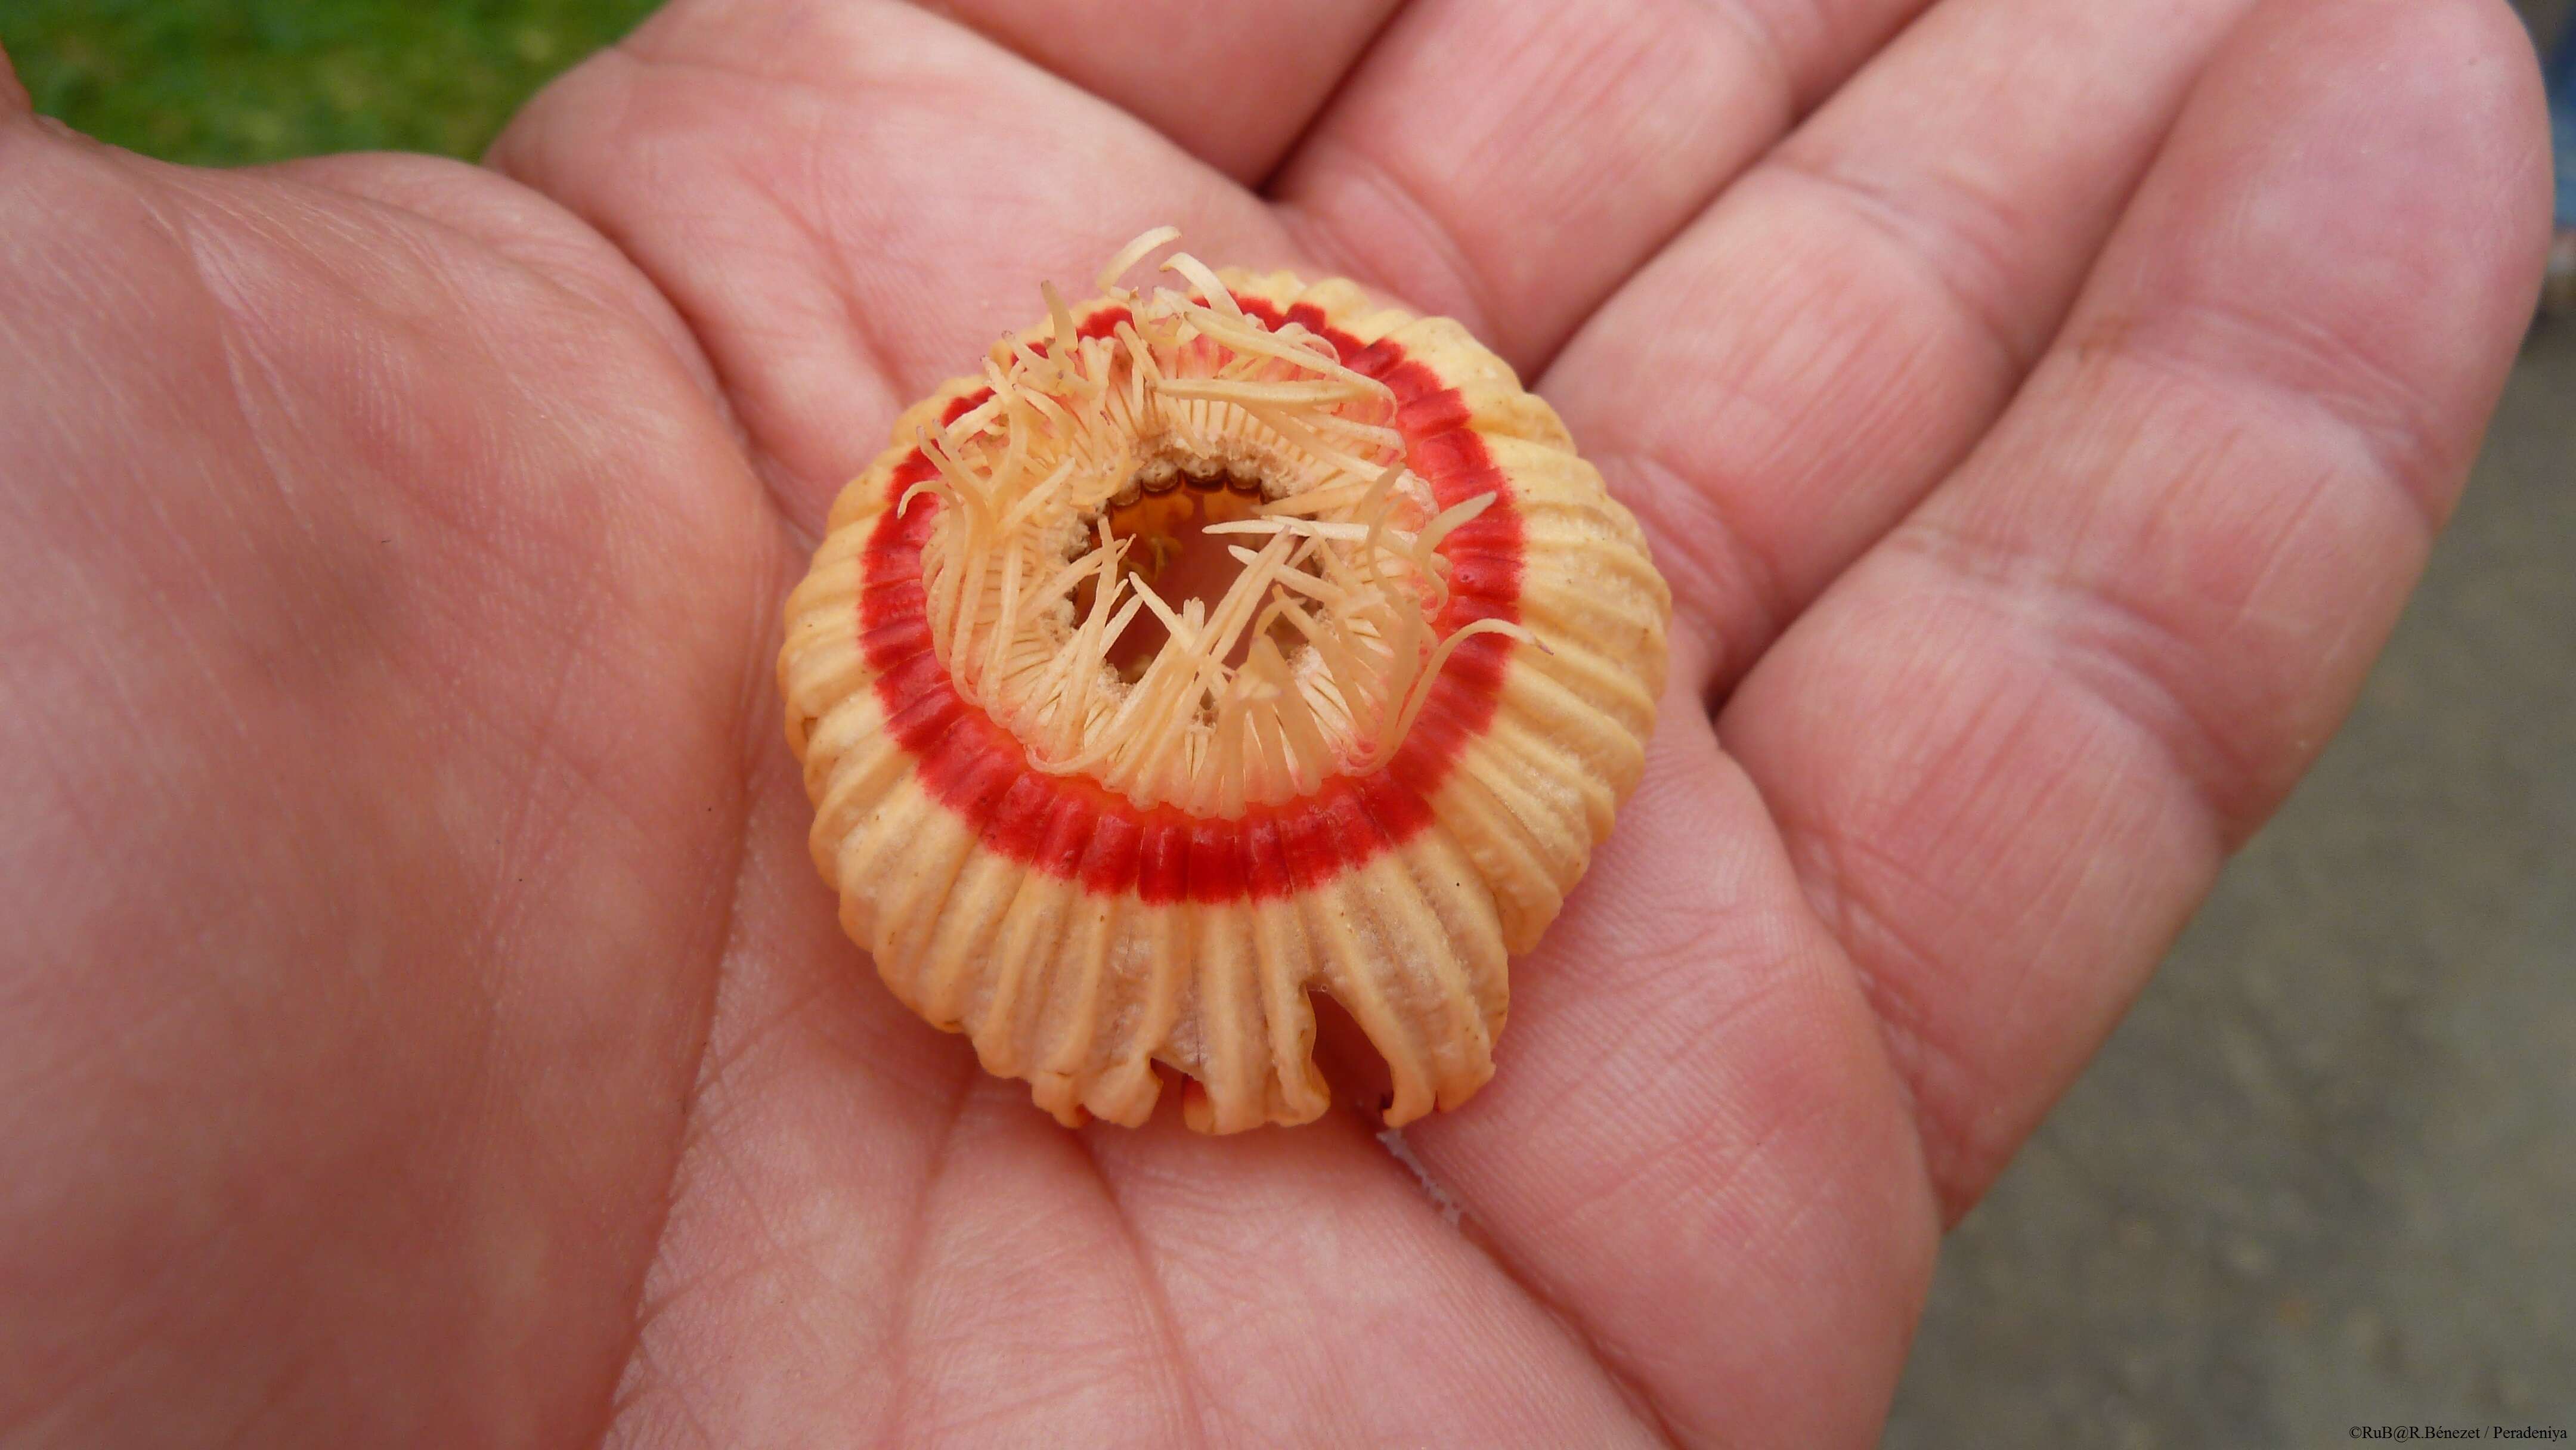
[0,0,2548,1443]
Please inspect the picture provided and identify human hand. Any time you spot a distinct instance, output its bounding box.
[0,0,2547,1443]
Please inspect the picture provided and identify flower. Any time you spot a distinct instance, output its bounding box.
[780,231,1668,1131]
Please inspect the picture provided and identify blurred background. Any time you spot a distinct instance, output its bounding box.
[6,0,653,162]
[8,2,2572,1444]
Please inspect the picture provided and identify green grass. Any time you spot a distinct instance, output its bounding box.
[7,0,658,165]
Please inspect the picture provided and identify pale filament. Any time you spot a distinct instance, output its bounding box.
[900,233,1523,817]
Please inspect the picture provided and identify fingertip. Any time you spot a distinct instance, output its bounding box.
[925,0,1404,182]
[2092,0,2553,501]
[2269,0,2556,298]
[0,38,29,120]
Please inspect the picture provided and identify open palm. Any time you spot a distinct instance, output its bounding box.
[0,0,2547,1443]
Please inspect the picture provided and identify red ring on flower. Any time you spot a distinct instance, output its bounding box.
[857,296,1525,906]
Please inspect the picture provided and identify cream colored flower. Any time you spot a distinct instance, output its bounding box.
[780,231,1668,1132]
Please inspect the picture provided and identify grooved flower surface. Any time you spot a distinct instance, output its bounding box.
[779,237,1670,1131]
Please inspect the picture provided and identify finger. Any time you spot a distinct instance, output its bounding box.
[1401,677,1938,1445]
[919,0,1407,182]
[1270,0,1937,372]
[1720,0,2548,1216]
[491,0,1301,532]
[0,39,26,117]
[1545,0,2261,689]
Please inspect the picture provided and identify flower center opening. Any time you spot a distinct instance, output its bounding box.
[1095,467,1303,679]
[899,234,1521,817]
